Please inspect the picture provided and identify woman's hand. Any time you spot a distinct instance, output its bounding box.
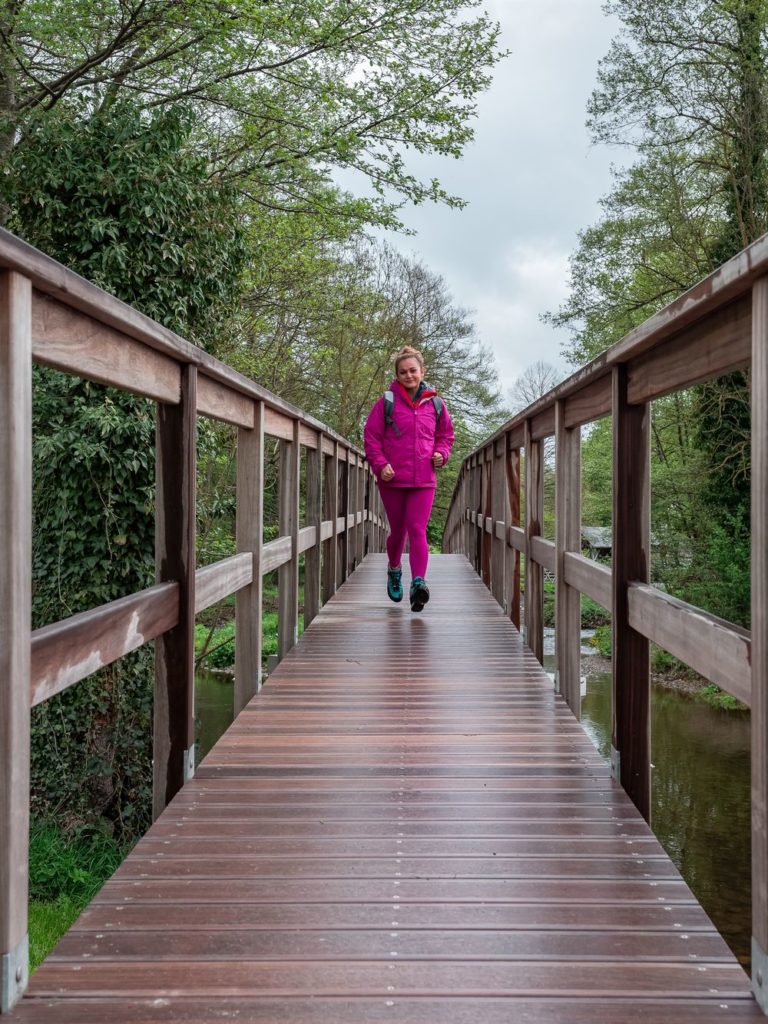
[432,452,444,468]
[381,464,395,482]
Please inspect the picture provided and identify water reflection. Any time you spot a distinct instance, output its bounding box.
[195,669,235,764]
[579,669,751,966]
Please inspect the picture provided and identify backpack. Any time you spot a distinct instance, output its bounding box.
[383,388,443,438]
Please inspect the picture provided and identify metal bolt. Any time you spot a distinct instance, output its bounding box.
[757,970,764,987]
[15,966,22,983]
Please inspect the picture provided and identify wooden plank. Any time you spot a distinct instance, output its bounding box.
[303,442,322,628]
[261,536,292,575]
[278,422,300,661]
[0,271,31,1011]
[752,275,768,1012]
[195,554,253,615]
[18,556,756,1024]
[299,425,318,449]
[506,444,522,629]
[530,536,556,573]
[338,458,349,586]
[235,404,264,712]
[320,520,333,542]
[355,458,365,569]
[612,365,651,822]
[321,446,339,602]
[264,406,294,441]
[31,291,180,404]
[627,294,752,405]
[491,445,506,608]
[321,435,335,457]
[197,374,254,428]
[555,401,581,715]
[564,373,612,428]
[525,422,544,664]
[30,583,179,707]
[530,405,555,441]
[564,551,612,610]
[627,583,750,706]
[153,364,197,819]
[481,460,492,588]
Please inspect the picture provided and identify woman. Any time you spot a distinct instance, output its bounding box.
[363,346,455,611]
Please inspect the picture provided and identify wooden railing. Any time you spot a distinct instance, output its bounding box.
[443,234,768,1012]
[0,229,386,1011]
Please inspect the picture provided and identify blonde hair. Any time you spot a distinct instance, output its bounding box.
[393,345,425,370]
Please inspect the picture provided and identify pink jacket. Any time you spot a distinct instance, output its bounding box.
[364,381,455,488]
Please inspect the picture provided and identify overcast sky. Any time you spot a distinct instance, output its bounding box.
[381,0,628,398]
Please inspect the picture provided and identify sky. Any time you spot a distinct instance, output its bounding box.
[377,0,629,398]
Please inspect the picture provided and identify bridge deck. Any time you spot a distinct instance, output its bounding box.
[11,554,761,1022]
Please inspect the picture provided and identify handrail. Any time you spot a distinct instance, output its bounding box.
[0,232,386,1011]
[442,233,768,1013]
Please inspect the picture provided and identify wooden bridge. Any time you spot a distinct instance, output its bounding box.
[1,227,767,1020]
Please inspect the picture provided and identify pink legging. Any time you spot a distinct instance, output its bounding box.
[378,486,436,579]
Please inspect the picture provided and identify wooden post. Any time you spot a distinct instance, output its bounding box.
[322,443,339,602]
[481,448,492,588]
[491,439,507,609]
[506,442,522,630]
[0,271,31,1012]
[154,363,197,819]
[355,456,365,568]
[235,401,264,713]
[524,421,544,663]
[338,453,349,585]
[752,275,768,1012]
[278,420,300,660]
[611,364,651,821]
[555,400,581,716]
[304,433,322,628]
[472,456,482,574]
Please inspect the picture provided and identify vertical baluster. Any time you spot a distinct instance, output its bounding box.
[338,451,348,584]
[481,448,492,588]
[524,420,544,663]
[752,276,768,1011]
[491,438,507,609]
[355,456,365,568]
[278,420,300,660]
[235,401,264,712]
[506,441,522,630]
[611,365,650,820]
[322,442,338,602]
[0,271,31,1012]
[555,400,581,714]
[304,432,322,627]
[154,363,197,817]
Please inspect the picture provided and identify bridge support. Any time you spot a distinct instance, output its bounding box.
[0,271,31,1011]
[611,365,651,823]
[752,276,768,1014]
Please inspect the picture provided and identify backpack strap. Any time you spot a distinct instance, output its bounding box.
[432,395,443,422]
[383,390,400,436]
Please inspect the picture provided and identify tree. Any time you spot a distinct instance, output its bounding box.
[0,1,504,229]
[508,360,564,412]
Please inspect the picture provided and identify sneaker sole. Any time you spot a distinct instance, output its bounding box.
[410,586,430,613]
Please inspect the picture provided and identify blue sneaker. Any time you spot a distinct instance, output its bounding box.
[410,576,430,612]
[387,565,403,602]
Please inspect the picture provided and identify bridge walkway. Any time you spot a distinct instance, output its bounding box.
[10,554,760,1023]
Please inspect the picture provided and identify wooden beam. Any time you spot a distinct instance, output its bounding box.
[197,374,254,428]
[611,365,651,822]
[627,294,751,406]
[491,444,506,609]
[752,275,768,1012]
[261,536,292,575]
[530,406,555,441]
[32,292,180,404]
[627,583,750,706]
[303,441,322,628]
[524,421,545,664]
[0,271,31,1011]
[564,374,611,429]
[196,554,253,615]
[31,583,179,707]
[555,401,581,714]
[563,551,612,611]
[278,422,300,661]
[530,536,556,574]
[505,444,522,630]
[264,406,294,441]
[153,364,197,819]
[235,404,264,713]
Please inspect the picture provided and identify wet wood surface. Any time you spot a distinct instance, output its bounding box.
[12,555,760,1022]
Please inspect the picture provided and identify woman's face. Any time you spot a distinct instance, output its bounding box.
[396,357,424,392]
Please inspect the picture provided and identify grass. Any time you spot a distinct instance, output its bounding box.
[28,821,134,971]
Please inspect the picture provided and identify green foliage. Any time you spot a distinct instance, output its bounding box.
[195,622,236,671]
[589,625,613,659]
[27,820,133,970]
[581,596,610,628]
[696,684,748,712]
